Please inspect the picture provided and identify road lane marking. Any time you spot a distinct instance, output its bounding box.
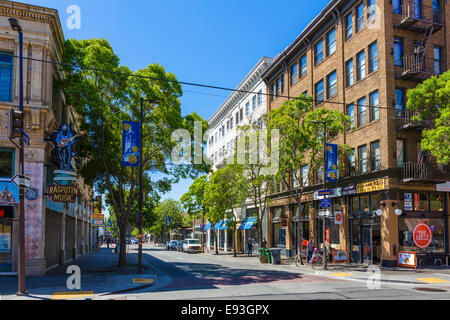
[416,277,449,284]
[328,272,353,277]
[132,278,154,284]
[51,291,94,300]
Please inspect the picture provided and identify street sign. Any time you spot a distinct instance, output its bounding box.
[318,189,334,196]
[320,198,331,208]
[318,209,331,217]
[12,174,31,189]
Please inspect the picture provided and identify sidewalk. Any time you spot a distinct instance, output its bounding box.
[201,250,450,286]
[0,246,160,300]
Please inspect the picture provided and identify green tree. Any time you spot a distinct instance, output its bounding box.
[150,199,185,243]
[181,175,208,251]
[204,165,247,256]
[267,95,350,254]
[61,39,206,266]
[406,71,450,164]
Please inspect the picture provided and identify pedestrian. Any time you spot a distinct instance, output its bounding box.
[247,239,253,256]
[106,238,110,249]
[307,238,314,262]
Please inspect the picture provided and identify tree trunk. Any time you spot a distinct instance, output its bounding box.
[214,230,219,255]
[119,227,127,266]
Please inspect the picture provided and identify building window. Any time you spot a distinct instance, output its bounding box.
[271,82,275,101]
[239,108,243,122]
[347,103,355,131]
[326,28,336,56]
[370,140,381,171]
[395,88,405,117]
[280,74,285,93]
[276,78,280,97]
[345,58,354,87]
[368,41,378,73]
[356,50,366,80]
[303,91,308,97]
[315,39,324,65]
[230,117,233,129]
[394,37,403,67]
[393,0,402,14]
[301,165,309,186]
[358,144,368,173]
[434,46,443,75]
[300,55,307,78]
[0,148,14,178]
[257,90,262,105]
[413,0,422,19]
[315,79,324,105]
[235,111,239,125]
[433,0,441,23]
[396,139,406,168]
[369,90,379,121]
[357,96,367,126]
[252,95,257,111]
[245,102,250,116]
[345,13,353,41]
[367,0,376,24]
[348,148,356,175]
[290,63,298,85]
[327,70,337,99]
[356,3,365,33]
[0,52,13,102]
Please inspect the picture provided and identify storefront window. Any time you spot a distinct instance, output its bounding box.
[430,193,444,212]
[371,194,380,211]
[414,193,428,211]
[398,218,445,253]
[361,195,370,213]
[352,196,359,213]
[0,149,14,178]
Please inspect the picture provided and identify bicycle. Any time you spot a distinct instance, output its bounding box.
[295,249,308,267]
[295,248,323,270]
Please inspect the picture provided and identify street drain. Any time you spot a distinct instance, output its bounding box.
[413,287,447,293]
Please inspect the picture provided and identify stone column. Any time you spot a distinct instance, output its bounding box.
[59,204,67,265]
[80,217,85,255]
[381,200,399,267]
[339,197,350,250]
[267,208,273,247]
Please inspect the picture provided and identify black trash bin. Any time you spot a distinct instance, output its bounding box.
[268,248,282,264]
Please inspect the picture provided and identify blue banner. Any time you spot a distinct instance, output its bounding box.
[122,121,140,167]
[326,143,338,182]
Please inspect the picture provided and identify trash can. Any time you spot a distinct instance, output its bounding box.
[268,248,282,265]
[265,248,272,264]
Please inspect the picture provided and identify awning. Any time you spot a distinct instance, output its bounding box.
[219,219,232,230]
[214,220,224,230]
[204,222,212,231]
[239,217,256,230]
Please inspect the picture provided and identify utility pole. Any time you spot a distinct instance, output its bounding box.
[312,120,327,271]
[8,17,27,295]
[137,98,158,274]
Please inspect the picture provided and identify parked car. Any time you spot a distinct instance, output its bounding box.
[182,238,201,253]
[168,240,178,251]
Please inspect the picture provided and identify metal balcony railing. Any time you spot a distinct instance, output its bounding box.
[402,162,449,182]
[396,55,445,80]
[395,0,444,31]
[396,108,434,130]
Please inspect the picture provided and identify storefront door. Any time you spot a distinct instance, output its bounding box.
[361,220,381,264]
[0,218,13,272]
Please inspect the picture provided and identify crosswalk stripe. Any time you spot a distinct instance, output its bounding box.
[328,272,353,277]
[416,277,449,284]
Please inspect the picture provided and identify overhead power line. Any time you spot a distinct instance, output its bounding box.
[11,54,426,112]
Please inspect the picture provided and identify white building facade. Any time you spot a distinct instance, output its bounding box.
[205,57,272,254]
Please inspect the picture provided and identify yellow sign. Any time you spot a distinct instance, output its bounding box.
[357,178,386,194]
[92,214,104,220]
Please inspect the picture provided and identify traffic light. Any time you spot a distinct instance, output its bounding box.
[8,108,23,139]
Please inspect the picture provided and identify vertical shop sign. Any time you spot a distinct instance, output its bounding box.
[326,143,338,182]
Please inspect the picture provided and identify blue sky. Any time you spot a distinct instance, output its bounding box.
[22,0,330,205]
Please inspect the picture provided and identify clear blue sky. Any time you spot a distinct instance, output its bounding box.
[22,0,330,204]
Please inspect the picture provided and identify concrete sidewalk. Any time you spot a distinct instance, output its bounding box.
[0,245,160,300]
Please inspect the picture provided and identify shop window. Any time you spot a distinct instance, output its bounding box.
[398,218,445,253]
[371,194,380,211]
[0,149,14,178]
[361,195,370,213]
[430,193,444,212]
[0,52,13,102]
[414,193,428,211]
[351,196,359,213]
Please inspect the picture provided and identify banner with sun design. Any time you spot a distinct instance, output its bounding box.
[326,143,338,182]
[122,121,140,167]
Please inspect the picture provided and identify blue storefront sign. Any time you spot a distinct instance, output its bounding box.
[122,121,140,167]
[321,198,331,208]
[326,143,338,182]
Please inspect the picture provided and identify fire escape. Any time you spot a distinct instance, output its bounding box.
[395,0,444,81]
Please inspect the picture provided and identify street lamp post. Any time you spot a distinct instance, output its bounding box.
[312,120,327,271]
[9,17,27,295]
[138,98,158,274]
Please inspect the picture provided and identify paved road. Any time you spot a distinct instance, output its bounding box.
[128,245,450,300]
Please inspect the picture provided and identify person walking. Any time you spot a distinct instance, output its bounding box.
[247,239,253,256]
[307,238,314,262]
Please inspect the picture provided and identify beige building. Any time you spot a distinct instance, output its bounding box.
[262,0,449,266]
[0,1,93,276]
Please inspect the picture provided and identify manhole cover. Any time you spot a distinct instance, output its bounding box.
[413,287,447,293]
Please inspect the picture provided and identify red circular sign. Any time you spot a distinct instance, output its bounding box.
[335,212,343,223]
[413,223,432,249]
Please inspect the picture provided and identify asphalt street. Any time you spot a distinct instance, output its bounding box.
[128,245,450,300]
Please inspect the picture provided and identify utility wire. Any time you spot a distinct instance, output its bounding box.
[11,54,426,112]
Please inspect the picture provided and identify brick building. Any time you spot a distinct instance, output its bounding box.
[0,1,94,276]
[261,0,449,266]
